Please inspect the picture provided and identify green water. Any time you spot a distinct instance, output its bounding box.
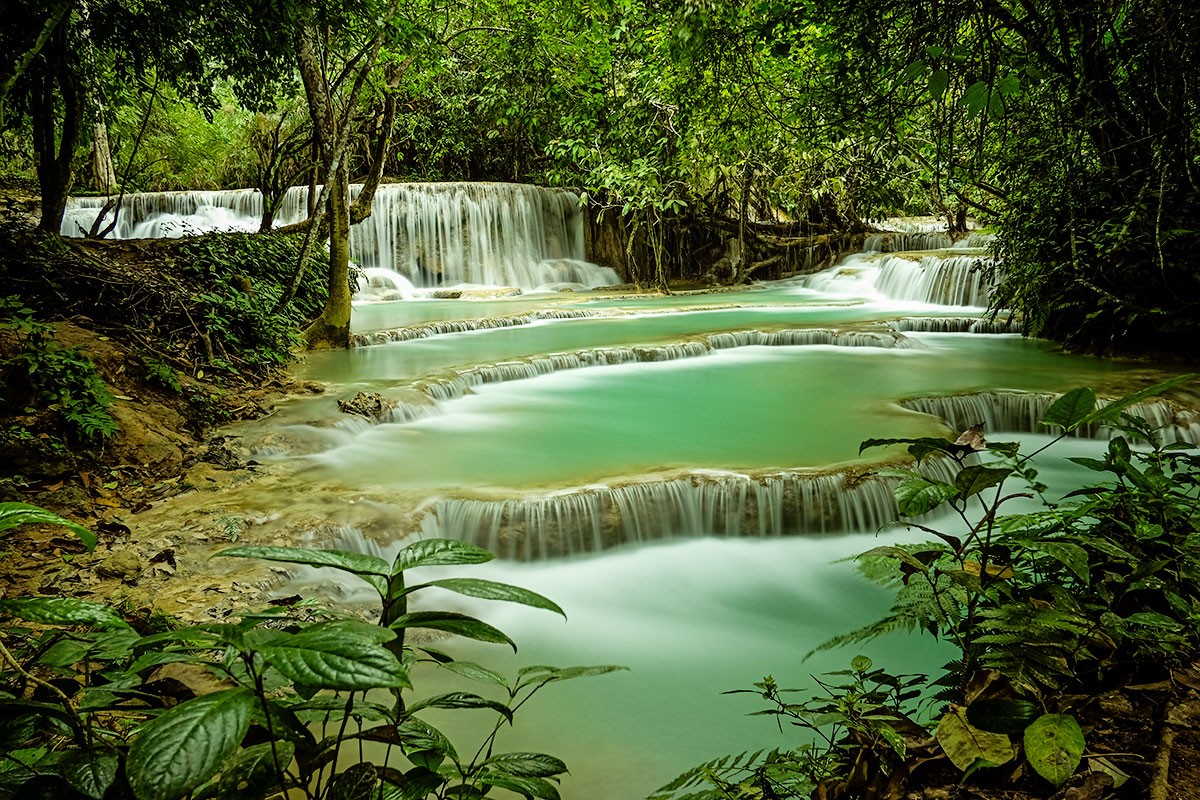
[262,283,1192,799]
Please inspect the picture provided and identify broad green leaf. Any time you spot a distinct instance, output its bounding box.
[927,69,950,99]
[483,752,567,778]
[1023,713,1085,787]
[217,740,294,800]
[0,503,96,550]
[390,539,493,574]
[935,705,1015,771]
[327,762,378,800]
[894,476,959,516]
[962,80,990,117]
[1083,375,1195,425]
[442,661,510,687]
[966,699,1040,734]
[57,749,119,799]
[0,597,127,629]
[1040,388,1096,431]
[255,628,410,690]
[407,578,564,617]
[1025,541,1090,582]
[396,717,458,761]
[481,772,560,800]
[127,688,255,800]
[516,664,626,686]
[213,547,388,595]
[301,619,396,644]
[955,466,1012,499]
[407,691,514,722]
[1125,611,1180,629]
[389,612,515,650]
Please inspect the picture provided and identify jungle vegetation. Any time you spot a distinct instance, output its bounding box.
[2,0,1197,351]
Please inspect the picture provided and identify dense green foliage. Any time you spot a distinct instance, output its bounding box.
[0,512,620,800]
[167,232,329,376]
[0,295,117,444]
[4,0,1196,348]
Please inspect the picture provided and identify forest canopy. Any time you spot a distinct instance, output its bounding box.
[1,0,1197,353]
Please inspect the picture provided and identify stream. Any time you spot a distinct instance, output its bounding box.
[65,187,1200,798]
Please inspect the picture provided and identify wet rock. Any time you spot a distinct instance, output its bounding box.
[110,404,185,475]
[96,549,142,582]
[202,436,247,470]
[431,290,463,299]
[337,391,395,422]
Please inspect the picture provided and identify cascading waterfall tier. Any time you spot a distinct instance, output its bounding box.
[900,391,1200,445]
[62,183,621,290]
[888,317,1021,334]
[351,309,603,346]
[403,328,912,406]
[863,232,956,253]
[803,252,995,306]
[412,462,958,561]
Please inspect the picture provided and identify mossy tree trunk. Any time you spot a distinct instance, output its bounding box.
[302,164,353,349]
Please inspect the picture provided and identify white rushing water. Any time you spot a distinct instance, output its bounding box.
[62,183,621,290]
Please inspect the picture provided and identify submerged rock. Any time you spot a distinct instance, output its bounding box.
[337,391,395,422]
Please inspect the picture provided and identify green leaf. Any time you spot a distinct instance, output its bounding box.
[483,752,567,778]
[217,740,294,800]
[0,503,96,550]
[894,476,959,516]
[966,699,1040,734]
[407,578,564,617]
[1023,714,1085,787]
[1125,611,1180,630]
[127,689,255,800]
[57,749,119,799]
[441,661,510,687]
[962,80,990,117]
[407,692,514,722]
[253,628,409,690]
[0,597,127,629]
[1040,388,1096,431]
[935,705,1016,772]
[390,539,494,574]
[327,762,378,800]
[1024,541,1090,582]
[389,612,515,650]
[481,772,561,800]
[213,547,388,595]
[927,69,950,99]
[955,466,1012,499]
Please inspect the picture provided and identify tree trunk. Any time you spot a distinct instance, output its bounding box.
[33,25,81,234]
[90,115,116,193]
[302,163,352,349]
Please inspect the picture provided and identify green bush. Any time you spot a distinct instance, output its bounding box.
[167,232,328,377]
[0,507,620,800]
[0,296,118,443]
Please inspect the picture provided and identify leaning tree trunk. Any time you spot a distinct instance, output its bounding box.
[302,164,353,349]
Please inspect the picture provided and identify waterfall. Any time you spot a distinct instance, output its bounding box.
[803,252,995,306]
[900,391,1200,445]
[352,309,602,346]
[888,317,1020,334]
[404,330,911,404]
[62,183,621,290]
[412,463,958,560]
[863,232,955,253]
